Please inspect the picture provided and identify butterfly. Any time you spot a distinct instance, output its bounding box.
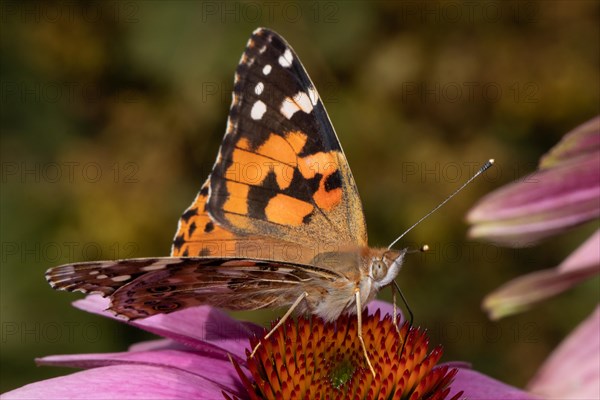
[46,27,408,376]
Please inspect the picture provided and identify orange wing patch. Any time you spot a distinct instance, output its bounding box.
[208,129,366,249]
[296,147,343,211]
[171,180,238,257]
[171,179,320,264]
[265,193,313,225]
[220,130,343,219]
[222,181,250,217]
[229,134,299,190]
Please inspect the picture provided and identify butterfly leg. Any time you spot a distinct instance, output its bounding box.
[391,285,400,333]
[392,280,414,357]
[354,288,376,377]
[250,291,308,358]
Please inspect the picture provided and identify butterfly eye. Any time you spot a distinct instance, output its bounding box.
[371,259,388,281]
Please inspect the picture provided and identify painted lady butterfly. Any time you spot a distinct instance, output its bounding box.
[47,28,493,375]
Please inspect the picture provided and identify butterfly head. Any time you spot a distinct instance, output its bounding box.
[369,248,407,290]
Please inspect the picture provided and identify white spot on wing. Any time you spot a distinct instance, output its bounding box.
[112,275,131,282]
[259,45,267,54]
[262,64,272,75]
[141,264,167,272]
[280,92,314,119]
[225,120,234,135]
[308,86,319,106]
[278,49,293,67]
[251,100,267,120]
[231,92,239,107]
[280,100,298,119]
[255,82,264,95]
[97,274,108,280]
[49,266,75,276]
[294,92,313,113]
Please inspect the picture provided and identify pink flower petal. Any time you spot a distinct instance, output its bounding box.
[540,116,600,169]
[75,296,403,361]
[528,305,600,399]
[467,116,600,247]
[1,364,232,399]
[483,265,598,320]
[35,349,245,397]
[367,299,397,319]
[73,295,262,363]
[467,151,600,246]
[559,229,600,273]
[449,368,540,399]
[127,338,183,352]
[483,231,599,319]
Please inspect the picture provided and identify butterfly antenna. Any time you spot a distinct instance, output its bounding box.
[387,159,494,250]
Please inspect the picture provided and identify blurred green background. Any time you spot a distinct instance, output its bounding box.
[1,0,598,394]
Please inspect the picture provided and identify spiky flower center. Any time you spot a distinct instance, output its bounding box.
[228,310,460,400]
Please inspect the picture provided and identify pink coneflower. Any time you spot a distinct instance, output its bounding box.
[2,296,535,399]
[467,116,599,318]
[467,116,600,398]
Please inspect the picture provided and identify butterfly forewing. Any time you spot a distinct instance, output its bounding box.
[173,28,367,264]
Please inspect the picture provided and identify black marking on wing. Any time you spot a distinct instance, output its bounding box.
[181,208,198,223]
[325,169,342,192]
[209,28,343,222]
[204,221,214,233]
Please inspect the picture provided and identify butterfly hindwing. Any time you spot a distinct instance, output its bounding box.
[46,258,166,296]
[46,257,341,319]
[173,28,368,261]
